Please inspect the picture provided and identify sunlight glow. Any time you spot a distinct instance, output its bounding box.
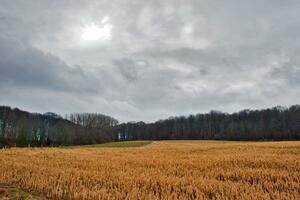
[81,23,112,41]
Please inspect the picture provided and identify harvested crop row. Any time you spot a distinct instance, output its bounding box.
[0,141,299,200]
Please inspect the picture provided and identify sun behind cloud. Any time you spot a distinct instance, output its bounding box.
[81,20,112,42]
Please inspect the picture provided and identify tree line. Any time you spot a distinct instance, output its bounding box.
[0,106,118,147]
[117,105,300,141]
[1,105,300,147]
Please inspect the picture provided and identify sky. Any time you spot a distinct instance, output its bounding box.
[0,0,300,122]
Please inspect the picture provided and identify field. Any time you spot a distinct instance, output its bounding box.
[0,141,300,200]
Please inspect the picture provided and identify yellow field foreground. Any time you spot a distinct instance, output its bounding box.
[0,141,300,200]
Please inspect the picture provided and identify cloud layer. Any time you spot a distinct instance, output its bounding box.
[1,0,300,122]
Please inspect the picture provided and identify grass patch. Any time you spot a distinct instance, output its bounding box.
[74,141,152,148]
[0,185,47,200]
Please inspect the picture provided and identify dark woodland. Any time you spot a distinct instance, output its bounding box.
[1,105,300,147]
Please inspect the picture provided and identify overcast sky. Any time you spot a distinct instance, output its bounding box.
[0,0,300,122]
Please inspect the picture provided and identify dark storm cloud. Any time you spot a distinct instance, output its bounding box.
[0,36,99,93]
[0,0,300,122]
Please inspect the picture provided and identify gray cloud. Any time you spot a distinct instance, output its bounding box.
[0,0,300,122]
[0,36,100,94]
[114,58,139,82]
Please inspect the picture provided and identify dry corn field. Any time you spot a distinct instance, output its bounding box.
[0,141,300,200]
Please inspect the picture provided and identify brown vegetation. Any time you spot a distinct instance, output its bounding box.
[0,141,299,199]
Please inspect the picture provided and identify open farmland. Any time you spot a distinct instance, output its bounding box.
[0,141,300,200]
